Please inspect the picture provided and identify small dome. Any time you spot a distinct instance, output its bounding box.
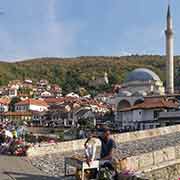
[119,90,132,97]
[126,68,161,82]
[133,90,147,96]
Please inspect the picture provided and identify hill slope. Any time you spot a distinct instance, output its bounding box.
[1,55,180,94]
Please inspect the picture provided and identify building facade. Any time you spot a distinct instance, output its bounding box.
[15,99,48,112]
[116,97,178,130]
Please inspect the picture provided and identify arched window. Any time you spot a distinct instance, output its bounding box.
[117,100,131,110]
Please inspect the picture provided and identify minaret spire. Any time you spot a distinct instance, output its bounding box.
[167,1,171,18]
[165,2,174,94]
[167,2,173,30]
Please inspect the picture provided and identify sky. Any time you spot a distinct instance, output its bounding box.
[0,0,179,61]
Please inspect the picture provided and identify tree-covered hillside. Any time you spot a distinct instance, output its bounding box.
[1,55,180,94]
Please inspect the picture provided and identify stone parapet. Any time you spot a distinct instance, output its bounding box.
[27,125,180,157]
[121,146,179,172]
[113,125,180,144]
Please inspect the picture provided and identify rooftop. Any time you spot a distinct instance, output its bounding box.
[119,98,178,112]
[16,99,48,107]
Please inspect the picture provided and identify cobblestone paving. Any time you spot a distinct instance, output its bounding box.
[0,155,62,180]
[31,132,180,177]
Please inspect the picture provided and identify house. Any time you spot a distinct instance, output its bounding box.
[40,91,52,98]
[43,97,64,106]
[0,87,8,97]
[95,92,114,104]
[32,111,47,126]
[0,98,11,112]
[50,84,62,97]
[66,92,80,98]
[15,99,48,112]
[45,103,75,127]
[8,87,18,97]
[0,111,32,122]
[37,79,49,89]
[23,79,33,89]
[115,97,178,131]
[75,108,96,127]
[29,96,113,128]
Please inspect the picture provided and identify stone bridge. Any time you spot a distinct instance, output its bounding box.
[2,125,180,180]
[27,125,180,180]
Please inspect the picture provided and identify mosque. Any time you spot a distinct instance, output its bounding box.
[114,4,178,130]
[114,4,174,110]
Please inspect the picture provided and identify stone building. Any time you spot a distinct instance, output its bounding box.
[113,68,165,111]
[113,4,177,130]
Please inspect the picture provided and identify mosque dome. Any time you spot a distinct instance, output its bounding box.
[125,68,161,82]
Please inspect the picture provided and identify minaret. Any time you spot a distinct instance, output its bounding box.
[165,4,174,94]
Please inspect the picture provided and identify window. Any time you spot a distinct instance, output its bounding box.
[154,110,162,119]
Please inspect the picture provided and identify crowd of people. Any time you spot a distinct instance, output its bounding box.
[0,121,29,156]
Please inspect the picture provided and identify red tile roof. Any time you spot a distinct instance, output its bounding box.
[0,98,11,105]
[119,99,178,112]
[43,97,64,104]
[16,99,48,107]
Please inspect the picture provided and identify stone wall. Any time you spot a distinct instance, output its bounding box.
[27,125,180,157]
[112,145,180,179]
[145,163,180,180]
[118,145,180,172]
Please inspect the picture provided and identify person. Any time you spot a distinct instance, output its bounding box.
[84,137,97,166]
[85,129,116,162]
[84,129,117,179]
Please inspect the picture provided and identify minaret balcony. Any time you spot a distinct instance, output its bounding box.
[165,30,173,36]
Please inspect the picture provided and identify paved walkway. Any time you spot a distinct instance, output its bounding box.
[0,155,61,180]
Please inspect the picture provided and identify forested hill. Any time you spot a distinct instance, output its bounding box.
[1,55,180,94]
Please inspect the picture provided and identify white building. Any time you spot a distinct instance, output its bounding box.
[40,91,52,97]
[8,87,18,98]
[15,99,48,112]
[116,97,178,130]
[112,68,165,112]
[66,92,80,98]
